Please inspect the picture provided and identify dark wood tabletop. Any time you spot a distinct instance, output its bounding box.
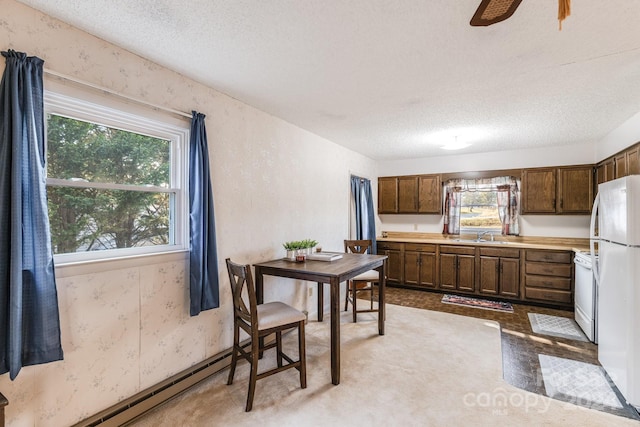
[254,253,387,385]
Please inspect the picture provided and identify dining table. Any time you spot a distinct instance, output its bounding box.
[253,252,387,385]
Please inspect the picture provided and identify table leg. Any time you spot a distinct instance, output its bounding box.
[330,277,340,385]
[317,282,323,322]
[255,266,265,358]
[378,260,387,336]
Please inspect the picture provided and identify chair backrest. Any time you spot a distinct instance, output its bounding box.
[344,239,372,255]
[225,258,257,329]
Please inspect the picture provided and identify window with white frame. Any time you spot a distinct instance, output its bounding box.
[44,85,189,263]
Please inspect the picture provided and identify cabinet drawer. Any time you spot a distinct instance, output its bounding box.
[525,275,571,290]
[525,288,572,304]
[378,242,403,251]
[525,262,572,278]
[405,243,436,252]
[479,247,520,258]
[440,245,476,256]
[525,250,571,264]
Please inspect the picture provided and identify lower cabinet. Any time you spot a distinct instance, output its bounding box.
[377,241,573,308]
[378,241,403,284]
[439,246,475,293]
[404,243,437,289]
[478,247,520,298]
[523,249,573,308]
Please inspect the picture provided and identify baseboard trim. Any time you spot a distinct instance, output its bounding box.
[72,340,250,427]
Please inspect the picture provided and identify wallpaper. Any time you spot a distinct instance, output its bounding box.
[0,0,377,425]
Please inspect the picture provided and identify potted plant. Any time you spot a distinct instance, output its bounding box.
[283,240,303,261]
[301,238,319,254]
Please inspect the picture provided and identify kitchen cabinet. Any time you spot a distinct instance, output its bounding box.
[418,175,442,214]
[378,174,442,214]
[596,159,614,186]
[522,165,593,214]
[478,247,520,298]
[439,246,475,293]
[557,166,593,214]
[615,152,628,179]
[628,146,640,175]
[377,241,403,284]
[378,177,398,214]
[521,168,556,213]
[595,143,640,186]
[398,176,419,213]
[523,249,573,308]
[403,243,437,289]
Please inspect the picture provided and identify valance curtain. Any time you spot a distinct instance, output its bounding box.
[442,176,520,236]
[189,112,220,316]
[350,176,376,254]
[0,50,63,379]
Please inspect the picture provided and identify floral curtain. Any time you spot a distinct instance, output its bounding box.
[442,184,462,235]
[497,182,520,235]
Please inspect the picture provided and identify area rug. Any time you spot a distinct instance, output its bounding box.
[441,294,514,313]
[538,354,631,417]
[528,313,588,342]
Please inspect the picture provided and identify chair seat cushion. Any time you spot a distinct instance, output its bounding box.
[257,301,306,331]
[352,270,379,282]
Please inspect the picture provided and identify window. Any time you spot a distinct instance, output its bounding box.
[443,176,520,236]
[44,87,189,263]
[460,190,502,235]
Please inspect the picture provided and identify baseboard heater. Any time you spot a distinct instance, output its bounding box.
[72,339,253,427]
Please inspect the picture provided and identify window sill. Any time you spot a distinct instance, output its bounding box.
[54,249,189,278]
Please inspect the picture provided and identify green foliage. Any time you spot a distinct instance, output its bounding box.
[46,114,171,253]
[283,239,318,250]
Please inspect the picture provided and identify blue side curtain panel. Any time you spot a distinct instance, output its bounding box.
[0,50,63,380]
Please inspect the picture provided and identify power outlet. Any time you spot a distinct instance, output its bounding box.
[308,287,313,297]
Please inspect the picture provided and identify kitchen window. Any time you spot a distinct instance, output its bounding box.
[443,177,520,236]
[44,87,189,263]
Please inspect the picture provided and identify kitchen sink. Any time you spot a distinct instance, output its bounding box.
[453,239,510,245]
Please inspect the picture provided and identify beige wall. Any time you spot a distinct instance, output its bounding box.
[0,1,377,425]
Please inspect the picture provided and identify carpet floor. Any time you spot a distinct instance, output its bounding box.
[127,300,636,426]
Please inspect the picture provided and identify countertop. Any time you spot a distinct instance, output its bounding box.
[377,232,590,253]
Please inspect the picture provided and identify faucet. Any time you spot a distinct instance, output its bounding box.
[476,231,493,241]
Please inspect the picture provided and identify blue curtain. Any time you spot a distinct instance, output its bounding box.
[0,50,63,380]
[189,111,219,316]
[350,175,377,254]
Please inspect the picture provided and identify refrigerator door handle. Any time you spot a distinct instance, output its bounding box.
[590,192,600,286]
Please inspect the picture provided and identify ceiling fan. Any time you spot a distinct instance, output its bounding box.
[470,0,571,29]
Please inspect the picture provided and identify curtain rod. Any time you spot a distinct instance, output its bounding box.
[43,68,193,120]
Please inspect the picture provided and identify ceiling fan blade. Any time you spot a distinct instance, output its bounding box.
[470,0,523,26]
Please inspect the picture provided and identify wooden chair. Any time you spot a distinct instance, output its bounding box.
[344,239,380,323]
[225,258,307,412]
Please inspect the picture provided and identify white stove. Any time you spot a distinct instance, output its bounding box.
[574,250,597,343]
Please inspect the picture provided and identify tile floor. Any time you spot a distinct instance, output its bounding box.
[382,286,640,420]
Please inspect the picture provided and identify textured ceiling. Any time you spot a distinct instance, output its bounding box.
[16,0,640,160]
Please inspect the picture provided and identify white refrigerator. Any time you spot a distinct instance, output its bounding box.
[591,175,640,410]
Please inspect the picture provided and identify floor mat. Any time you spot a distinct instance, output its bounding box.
[528,313,588,342]
[538,354,636,417]
[441,294,513,313]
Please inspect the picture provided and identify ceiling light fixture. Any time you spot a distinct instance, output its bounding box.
[441,136,470,151]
